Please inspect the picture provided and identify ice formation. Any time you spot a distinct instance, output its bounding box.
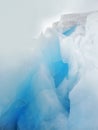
[0,11,98,130]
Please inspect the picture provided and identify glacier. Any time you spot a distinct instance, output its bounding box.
[0,11,98,130]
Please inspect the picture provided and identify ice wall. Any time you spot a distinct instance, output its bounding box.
[0,11,98,130]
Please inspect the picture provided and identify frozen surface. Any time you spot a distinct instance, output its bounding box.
[0,11,98,130]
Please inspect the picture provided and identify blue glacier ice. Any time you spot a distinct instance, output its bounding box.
[63,26,77,36]
[0,11,98,130]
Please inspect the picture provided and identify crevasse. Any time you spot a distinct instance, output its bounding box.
[0,11,98,130]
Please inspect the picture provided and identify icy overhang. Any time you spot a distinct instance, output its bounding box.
[50,11,98,34]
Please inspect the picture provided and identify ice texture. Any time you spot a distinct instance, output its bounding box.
[0,11,98,130]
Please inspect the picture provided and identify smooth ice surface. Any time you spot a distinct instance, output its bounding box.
[0,11,98,130]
